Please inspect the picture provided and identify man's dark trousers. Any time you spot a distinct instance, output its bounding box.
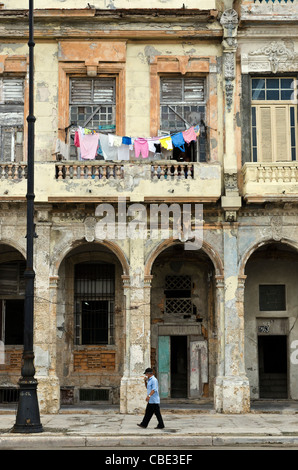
[140,403,164,428]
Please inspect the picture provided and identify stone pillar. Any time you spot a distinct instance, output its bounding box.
[220,8,242,223]
[120,239,152,414]
[214,275,225,412]
[216,223,250,413]
[33,208,60,413]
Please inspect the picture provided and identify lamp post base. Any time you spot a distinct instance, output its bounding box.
[12,378,43,434]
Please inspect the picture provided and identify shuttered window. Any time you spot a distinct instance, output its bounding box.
[160,77,206,161]
[160,77,205,131]
[251,78,297,162]
[69,78,116,160]
[0,78,24,162]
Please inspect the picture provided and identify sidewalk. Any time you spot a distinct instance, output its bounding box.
[1,401,298,449]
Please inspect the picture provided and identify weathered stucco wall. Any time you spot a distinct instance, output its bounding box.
[4,0,217,10]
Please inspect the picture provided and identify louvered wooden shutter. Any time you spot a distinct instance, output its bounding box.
[274,105,291,161]
[161,78,204,103]
[2,79,24,103]
[256,105,291,162]
[257,106,273,163]
[70,80,92,103]
[70,78,115,104]
[93,79,115,104]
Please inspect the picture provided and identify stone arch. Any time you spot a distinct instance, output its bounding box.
[239,237,298,277]
[144,238,224,277]
[52,238,130,278]
[0,240,26,262]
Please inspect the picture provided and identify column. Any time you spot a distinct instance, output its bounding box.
[220,8,242,223]
[120,238,152,414]
[213,274,225,412]
[33,208,60,413]
[220,223,250,413]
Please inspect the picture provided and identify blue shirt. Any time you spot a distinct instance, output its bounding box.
[147,375,160,404]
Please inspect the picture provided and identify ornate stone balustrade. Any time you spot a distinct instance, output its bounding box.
[0,163,27,180]
[242,162,298,202]
[151,162,193,180]
[55,162,124,180]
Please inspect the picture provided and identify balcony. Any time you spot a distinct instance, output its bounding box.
[242,162,298,203]
[241,0,298,22]
[0,161,222,204]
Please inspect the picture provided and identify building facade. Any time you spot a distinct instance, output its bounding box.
[0,0,297,414]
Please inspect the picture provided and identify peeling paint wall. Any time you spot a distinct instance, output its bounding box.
[4,0,217,10]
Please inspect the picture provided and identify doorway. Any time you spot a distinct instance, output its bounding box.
[258,335,288,398]
[170,336,188,398]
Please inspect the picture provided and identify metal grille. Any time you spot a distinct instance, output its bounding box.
[165,275,191,291]
[0,387,19,404]
[74,263,115,345]
[79,388,109,402]
[259,285,286,311]
[165,298,193,315]
[164,275,193,316]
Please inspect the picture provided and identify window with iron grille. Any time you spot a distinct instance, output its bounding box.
[160,77,207,162]
[251,77,297,162]
[74,263,115,345]
[69,78,116,160]
[164,275,193,315]
[0,78,24,162]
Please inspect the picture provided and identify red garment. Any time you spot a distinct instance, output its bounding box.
[74,131,80,147]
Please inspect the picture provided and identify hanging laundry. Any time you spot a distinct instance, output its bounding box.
[160,136,173,151]
[84,128,92,135]
[134,138,149,159]
[171,132,185,152]
[78,130,99,160]
[148,139,160,153]
[118,144,130,161]
[194,124,200,136]
[98,133,118,160]
[122,136,132,146]
[74,131,80,147]
[182,126,197,144]
[112,135,123,147]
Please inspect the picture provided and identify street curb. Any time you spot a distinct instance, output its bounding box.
[2,434,298,448]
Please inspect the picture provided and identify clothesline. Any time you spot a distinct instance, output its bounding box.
[75,123,201,161]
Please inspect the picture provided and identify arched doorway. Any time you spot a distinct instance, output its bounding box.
[56,242,126,406]
[149,242,217,402]
[244,241,298,400]
[0,243,26,403]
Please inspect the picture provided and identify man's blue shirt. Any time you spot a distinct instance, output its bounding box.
[147,375,160,404]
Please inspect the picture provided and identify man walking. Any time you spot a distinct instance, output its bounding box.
[137,367,165,429]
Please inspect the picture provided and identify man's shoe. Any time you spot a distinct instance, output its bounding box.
[137,423,147,428]
[155,426,165,429]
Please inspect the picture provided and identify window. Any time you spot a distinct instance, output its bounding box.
[69,78,116,160]
[74,263,115,345]
[259,284,286,311]
[164,275,193,316]
[0,78,24,162]
[0,261,26,345]
[160,77,207,162]
[251,77,297,162]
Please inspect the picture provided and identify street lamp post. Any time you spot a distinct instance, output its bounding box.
[12,0,43,433]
